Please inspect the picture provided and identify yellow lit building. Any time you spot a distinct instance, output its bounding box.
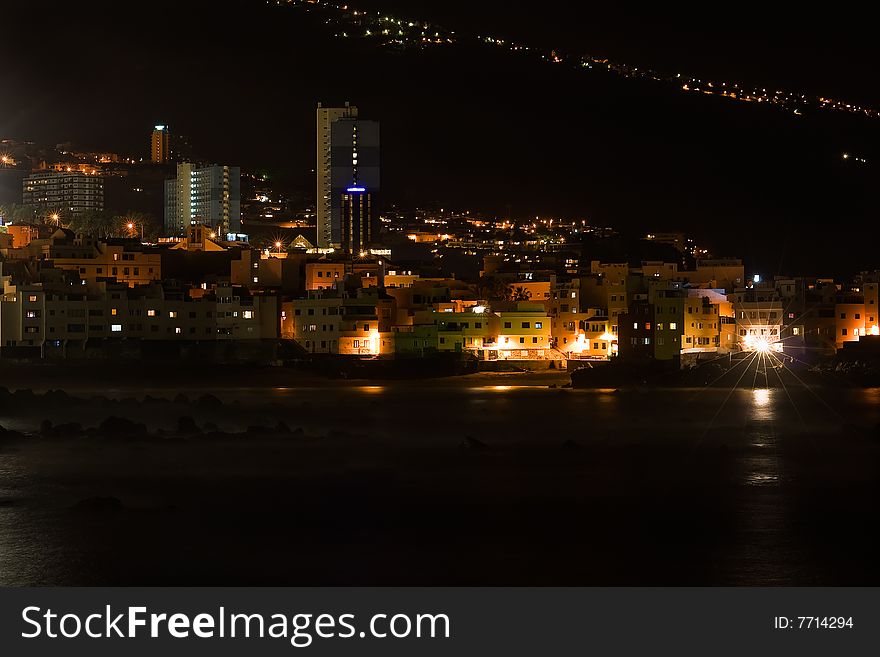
[492,302,552,359]
[282,290,393,356]
[305,261,346,290]
[151,125,170,164]
[835,302,866,349]
[411,308,494,353]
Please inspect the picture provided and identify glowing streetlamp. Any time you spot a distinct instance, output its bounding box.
[125,219,144,240]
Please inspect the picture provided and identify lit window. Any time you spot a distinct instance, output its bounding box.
[169,311,178,318]
[28,295,38,302]
[243,310,254,319]
[147,309,156,317]
[670,322,677,330]
[111,308,118,316]
[175,327,182,334]
[111,324,122,332]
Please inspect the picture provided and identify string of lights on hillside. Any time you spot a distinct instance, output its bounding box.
[282,0,878,121]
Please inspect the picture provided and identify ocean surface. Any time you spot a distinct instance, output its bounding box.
[2,377,879,585]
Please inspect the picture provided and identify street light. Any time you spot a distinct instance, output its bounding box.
[125,219,144,240]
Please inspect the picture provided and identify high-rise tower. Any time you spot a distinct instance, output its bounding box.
[151,125,170,164]
[316,103,380,249]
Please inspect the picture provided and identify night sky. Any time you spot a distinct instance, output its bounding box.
[2,0,878,275]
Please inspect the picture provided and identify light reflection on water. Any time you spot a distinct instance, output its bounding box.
[0,384,878,586]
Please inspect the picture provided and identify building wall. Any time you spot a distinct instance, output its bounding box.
[305,262,346,291]
[165,163,241,237]
[1,281,275,351]
[51,244,162,288]
[22,171,104,218]
[316,103,358,248]
[493,305,552,358]
[835,302,866,349]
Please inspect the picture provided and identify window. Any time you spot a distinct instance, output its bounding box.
[504,322,511,329]
[169,311,178,318]
[147,309,156,317]
[670,322,677,330]
[521,322,530,329]
[535,322,543,329]
[519,337,525,343]
[175,327,182,334]
[243,310,254,319]
[28,295,38,302]
[111,324,122,332]
[633,322,638,329]
[111,308,118,316]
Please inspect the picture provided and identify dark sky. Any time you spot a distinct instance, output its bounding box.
[1,0,878,274]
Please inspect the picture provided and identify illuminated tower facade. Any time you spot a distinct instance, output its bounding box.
[341,186,373,255]
[151,125,170,164]
[316,103,380,248]
[164,163,241,238]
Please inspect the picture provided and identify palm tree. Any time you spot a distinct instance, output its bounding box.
[477,275,514,301]
[510,286,532,302]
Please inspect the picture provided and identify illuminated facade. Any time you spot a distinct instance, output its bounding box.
[164,163,241,238]
[732,299,784,352]
[282,290,393,356]
[315,103,380,248]
[22,171,104,218]
[151,125,170,164]
[1,278,276,354]
[835,301,867,349]
[341,187,373,255]
[492,303,552,359]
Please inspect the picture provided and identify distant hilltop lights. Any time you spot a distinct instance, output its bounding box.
[283,0,880,121]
